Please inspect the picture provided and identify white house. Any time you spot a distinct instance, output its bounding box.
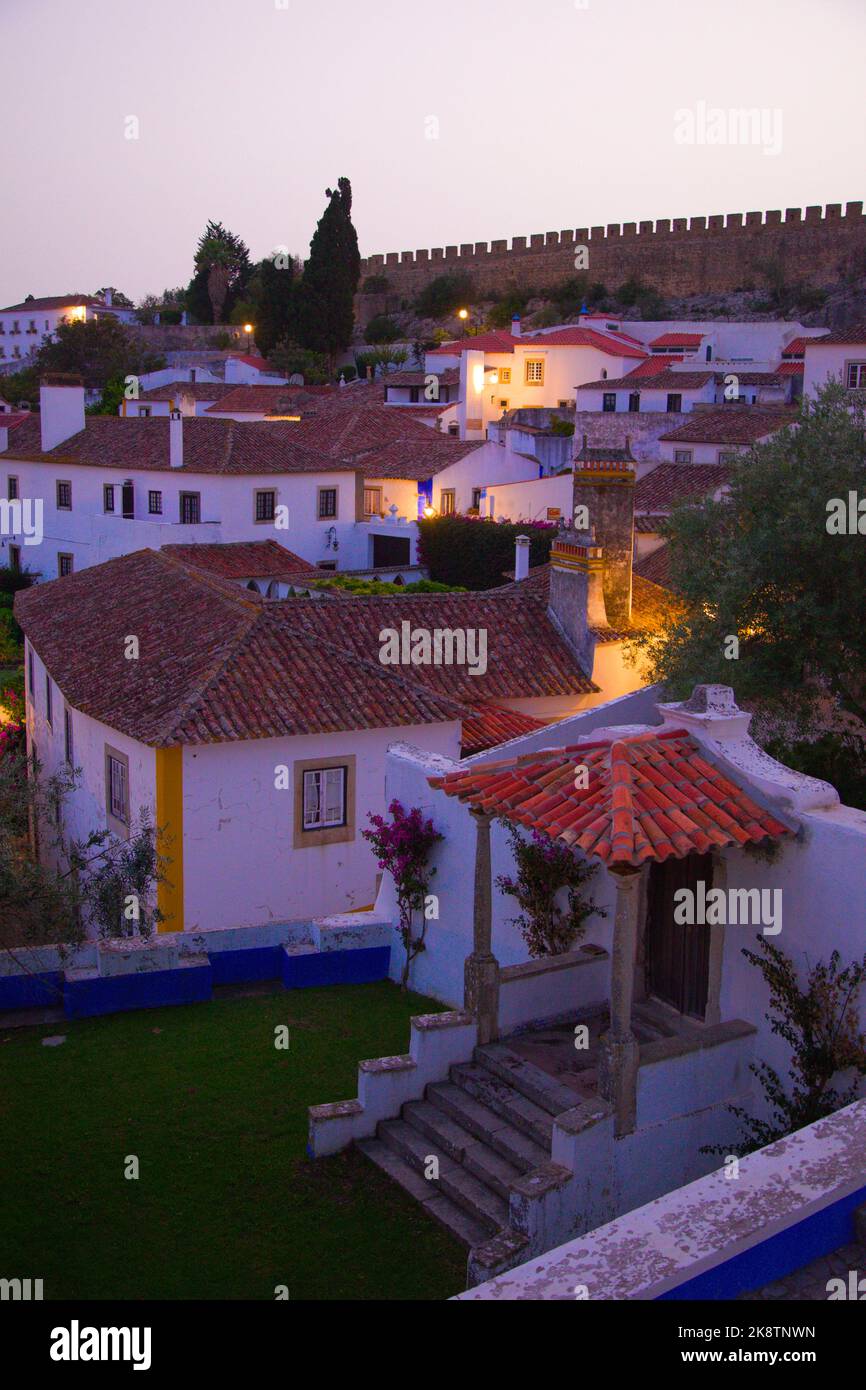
[657,407,798,464]
[803,323,866,400]
[0,291,135,369]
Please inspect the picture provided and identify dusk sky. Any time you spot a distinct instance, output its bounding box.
[3,0,864,306]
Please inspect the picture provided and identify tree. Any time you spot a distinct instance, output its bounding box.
[295,178,361,363]
[253,254,298,357]
[33,317,165,391]
[268,339,330,384]
[192,220,251,324]
[629,385,866,736]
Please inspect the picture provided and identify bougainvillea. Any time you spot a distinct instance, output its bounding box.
[0,688,25,763]
[496,821,602,957]
[363,800,442,989]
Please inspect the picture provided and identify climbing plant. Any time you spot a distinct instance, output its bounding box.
[363,800,442,989]
[496,822,602,957]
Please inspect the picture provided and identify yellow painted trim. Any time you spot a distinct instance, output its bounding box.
[155,747,184,934]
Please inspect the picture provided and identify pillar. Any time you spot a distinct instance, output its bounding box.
[598,867,642,1135]
[464,807,500,1044]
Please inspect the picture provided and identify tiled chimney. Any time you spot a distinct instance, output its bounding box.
[572,436,636,629]
[514,534,531,582]
[547,530,608,677]
[40,373,85,452]
[169,408,183,469]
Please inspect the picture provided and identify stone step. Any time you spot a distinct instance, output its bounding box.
[450,1063,554,1148]
[427,1081,549,1172]
[403,1099,475,1163]
[356,1138,491,1249]
[475,1043,580,1117]
[378,1118,508,1233]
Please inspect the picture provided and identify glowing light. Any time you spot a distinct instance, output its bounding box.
[423,505,437,518]
[458,309,469,321]
[472,364,485,393]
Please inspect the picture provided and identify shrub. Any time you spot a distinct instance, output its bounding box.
[496,823,602,956]
[763,731,866,813]
[488,290,530,330]
[550,417,575,436]
[364,315,401,345]
[415,272,475,320]
[417,514,556,590]
[362,800,442,989]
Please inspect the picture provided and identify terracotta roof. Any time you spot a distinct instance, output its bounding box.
[712,371,786,386]
[520,328,647,358]
[577,369,714,393]
[429,332,521,356]
[204,385,332,415]
[0,294,103,313]
[14,550,467,746]
[633,514,667,533]
[384,369,460,387]
[635,463,730,512]
[781,338,808,357]
[659,408,797,445]
[228,354,282,373]
[803,324,866,347]
[775,361,805,376]
[649,332,704,348]
[350,435,485,480]
[139,382,238,403]
[0,411,33,431]
[160,540,316,580]
[15,550,597,745]
[429,729,791,867]
[461,704,548,756]
[634,543,672,589]
[624,356,684,378]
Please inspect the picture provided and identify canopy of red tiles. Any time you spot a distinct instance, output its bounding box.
[461,703,548,756]
[429,729,791,867]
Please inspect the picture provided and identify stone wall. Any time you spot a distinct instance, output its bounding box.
[360,202,866,303]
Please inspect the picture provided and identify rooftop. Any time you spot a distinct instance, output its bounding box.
[429,728,791,867]
[649,332,704,348]
[658,408,798,445]
[159,540,316,580]
[635,462,731,512]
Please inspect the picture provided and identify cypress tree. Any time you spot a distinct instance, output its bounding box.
[296,177,361,363]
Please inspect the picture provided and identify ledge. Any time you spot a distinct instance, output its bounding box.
[412,1010,474,1031]
[500,945,608,984]
[358,1053,415,1075]
[640,1018,756,1068]
[308,1099,363,1123]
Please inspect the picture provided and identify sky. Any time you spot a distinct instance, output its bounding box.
[2,0,864,306]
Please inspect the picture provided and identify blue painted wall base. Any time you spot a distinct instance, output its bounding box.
[64,964,213,1019]
[0,971,64,1011]
[281,945,391,990]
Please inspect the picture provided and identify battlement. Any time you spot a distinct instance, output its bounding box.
[359,202,866,305]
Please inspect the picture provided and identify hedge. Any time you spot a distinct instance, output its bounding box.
[416,515,556,591]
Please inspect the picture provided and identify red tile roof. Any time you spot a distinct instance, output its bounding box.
[0,294,103,313]
[0,410,33,431]
[429,331,521,356]
[15,550,597,745]
[803,324,866,347]
[160,540,316,580]
[635,463,731,512]
[204,384,340,414]
[624,356,684,378]
[139,382,238,403]
[228,354,283,373]
[461,704,548,756]
[429,729,791,867]
[659,408,798,445]
[649,332,704,348]
[492,564,671,634]
[781,338,808,357]
[775,360,805,376]
[520,328,647,358]
[633,543,672,589]
[384,369,461,387]
[577,369,714,393]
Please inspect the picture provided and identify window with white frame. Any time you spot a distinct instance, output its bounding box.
[148,490,163,515]
[363,486,382,517]
[673,450,693,464]
[846,362,866,389]
[106,748,129,827]
[302,767,347,831]
[440,489,456,516]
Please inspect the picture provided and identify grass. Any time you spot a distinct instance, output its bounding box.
[0,981,466,1301]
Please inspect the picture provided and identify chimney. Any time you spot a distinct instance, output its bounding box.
[169,408,183,469]
[511,314,522,338]
[547,529,608,677]
[572,438,636,629]
[103,287,113,307]
[40,374,85,452]
[514,534,531,582]
[177,390,196,418]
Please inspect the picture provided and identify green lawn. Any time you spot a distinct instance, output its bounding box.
[0,982,465,1300]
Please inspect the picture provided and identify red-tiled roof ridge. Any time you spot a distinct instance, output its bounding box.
[461,703,548,756]
[429,728,791,866]
[161,539,317,579]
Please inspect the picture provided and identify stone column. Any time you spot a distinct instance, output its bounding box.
[464,807,500,1045]
[598,866,642,1136]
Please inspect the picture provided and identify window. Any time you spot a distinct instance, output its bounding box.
[179,492,200,524]
[316,561,337,572]
[12,320,19,334]
[440,489,456,516]
[9,544,21,572]
[106,748,130,829]
[28,647,34,692]
[524,359,545,386]
[12,346,21,359]
[363,486,382,517]
[628,393,641,413]
[447,422,459,437]
[499,368,512,384]
[602,393,617,413]
[667,394,683,413]
[103,484,115,513]
[846,362,866,389]
[317,487,337,520]
[302,767,346,830]
[718,451,739,464]
[7,476,18,500]
[148,490,163,515]
[46,675,52,728]
[673,450,693,464]
[255,489,276,522]
[58,553,73,577]
[56,480,72,510]
[138,406,152,418]
[64,707,73,765]
[471,488,483,510]
[28,319,36,333]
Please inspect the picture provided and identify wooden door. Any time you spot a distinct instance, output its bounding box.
[646,853,713,1018]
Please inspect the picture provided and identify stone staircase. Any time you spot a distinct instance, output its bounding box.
[357,1040,579,1277]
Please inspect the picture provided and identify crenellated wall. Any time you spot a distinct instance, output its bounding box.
[360,202,866,302]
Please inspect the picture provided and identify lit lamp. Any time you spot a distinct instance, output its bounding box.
[244,323,254,353]
[423,504,437,519]
[458,308,469,337]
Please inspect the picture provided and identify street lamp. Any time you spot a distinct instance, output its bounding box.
[458,308,469,338]
[244,323,254,354]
